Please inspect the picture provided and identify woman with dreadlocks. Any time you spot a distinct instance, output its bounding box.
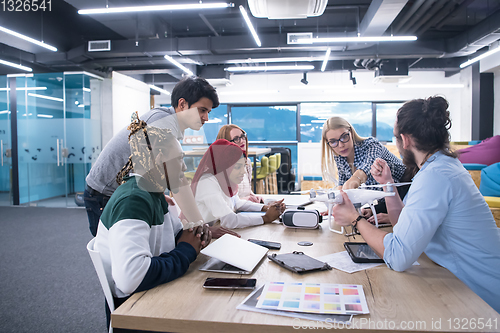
[95,114,211,328]
[191,139,285,229]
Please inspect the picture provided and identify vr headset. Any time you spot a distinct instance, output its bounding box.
[281,209,321,229]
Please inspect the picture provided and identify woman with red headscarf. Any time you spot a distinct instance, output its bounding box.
[191,139,284,229]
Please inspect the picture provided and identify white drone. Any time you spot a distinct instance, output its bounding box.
[294,182,411,234]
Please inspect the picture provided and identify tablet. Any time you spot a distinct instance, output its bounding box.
[344,242,385,263]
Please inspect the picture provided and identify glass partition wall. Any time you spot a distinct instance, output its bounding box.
[1,72,102,207]
[0,75,11,205]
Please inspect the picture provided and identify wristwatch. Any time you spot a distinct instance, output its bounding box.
[351,215,363,228]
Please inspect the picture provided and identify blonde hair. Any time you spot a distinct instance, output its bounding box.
[320,117,365,183]
[216,124,248,157]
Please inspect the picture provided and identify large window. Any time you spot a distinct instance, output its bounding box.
[177,101,403,192]
[231,105,297,142]
[375,103,403,142]
[300,102,372,142]
[183,104,228,144]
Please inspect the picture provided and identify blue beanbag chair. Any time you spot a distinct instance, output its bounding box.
[480,162,500,197]
[462,163,487,171]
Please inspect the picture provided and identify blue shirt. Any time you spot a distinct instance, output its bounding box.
[383,151,500,313]
[334,137,406,187]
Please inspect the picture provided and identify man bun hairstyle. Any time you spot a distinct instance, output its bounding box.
[171,76,219,109]
[396,96,457,158]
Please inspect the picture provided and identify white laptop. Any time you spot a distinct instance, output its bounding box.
[199,234,269,274]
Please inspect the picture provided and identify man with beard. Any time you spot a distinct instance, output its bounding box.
[332,96,500,313]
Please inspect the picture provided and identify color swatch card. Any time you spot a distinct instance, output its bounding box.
[255,282,369,315]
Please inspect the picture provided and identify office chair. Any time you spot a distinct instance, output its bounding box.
[87,238,114,333]
[255,156,269,194]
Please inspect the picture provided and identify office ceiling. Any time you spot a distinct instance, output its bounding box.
[1,0,500,85]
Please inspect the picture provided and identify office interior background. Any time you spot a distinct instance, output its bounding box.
[1,0,500,208]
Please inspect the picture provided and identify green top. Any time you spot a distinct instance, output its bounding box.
[100,175,169,230]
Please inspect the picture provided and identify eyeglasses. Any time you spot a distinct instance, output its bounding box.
[230,133,247,144]
[327,131,350,148]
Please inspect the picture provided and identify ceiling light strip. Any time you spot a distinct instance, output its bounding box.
[79,2,234,14]
[149,85,171,95]
[321,48,331,72]
[460,46,500,68]
[28,93,63,102]
[6,73,33,77]
[297,36,417,44]
[398,84,464,88]
[0,26,57,52]
[226,65,314,72]
[239,5,261,47]
[0,59,32,72]
[226,56,321,64]
[164,55,194,76]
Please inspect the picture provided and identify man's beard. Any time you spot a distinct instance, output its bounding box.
[400,146,418,170]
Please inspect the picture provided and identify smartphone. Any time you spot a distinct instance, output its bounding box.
[203,278,257,290]
[344,242,385,263]
[247,239,281,250]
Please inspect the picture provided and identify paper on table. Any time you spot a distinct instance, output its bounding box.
[256,281,370,315]
[318,251,419,274]
[237,285,352,324]
[318,251,383,274]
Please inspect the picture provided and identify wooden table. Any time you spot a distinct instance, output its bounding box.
[185,147,271,193]
[112,198,500,332]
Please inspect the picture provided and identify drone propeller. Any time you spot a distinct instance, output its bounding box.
[290,188,331,195]
[359,182,412,189]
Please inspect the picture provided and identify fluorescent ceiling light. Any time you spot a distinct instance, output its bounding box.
[324,88,385,94]
[297,35,417,44]
[206,78,233,86]
[225,56,323,64]
[460,46,500,68]
[0,110,10,114]
[164,55,194,76]
[37,114,53,118]
[226,65,314,72]
[398,84,464,89]
[0,25,57,52]
[289,85,354,90]
[83,87,91,92]
[22,113,33,117]
[321,48,331,72]
[78,104,85,108]
[239,5,261,47]
[0,59,32,72]
[28,93,63,102]
[6,73,33,77]
[149,84,171,95]
[79,2,234,14]
[219,89,279,96]
[0,87,47,91]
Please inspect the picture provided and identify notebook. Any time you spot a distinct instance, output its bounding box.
[200,234,269,273]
